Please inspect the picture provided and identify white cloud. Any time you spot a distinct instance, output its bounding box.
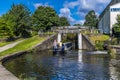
[59,7,84,25]
[78,0,111,14]
[59,0,111,25]
[59,7,75,23]
[64,1,79,8]
[33,2,53,9]
[33,3,42,9]
[79,0,110,11]
[75,20,85,25]
[96,12,100,17]
[97,0,110,4]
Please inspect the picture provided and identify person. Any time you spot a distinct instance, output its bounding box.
[53,40,57,50]
[61,44,65,52]
[59,41,62,48]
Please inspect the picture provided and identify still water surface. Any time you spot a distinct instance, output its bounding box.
[3,50,120,80]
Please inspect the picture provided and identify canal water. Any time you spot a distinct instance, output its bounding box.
[3,50,120,80]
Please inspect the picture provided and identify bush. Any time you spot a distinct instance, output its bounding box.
[95,40,104,50]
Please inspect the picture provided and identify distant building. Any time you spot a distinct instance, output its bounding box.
[98,0,120,34]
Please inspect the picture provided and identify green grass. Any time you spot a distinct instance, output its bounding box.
[44,31,55,34]
[0,42,11,47]
[0,36,46,57]
[0,38,24,47]
[89,35,110,44]
[89,35,110,50]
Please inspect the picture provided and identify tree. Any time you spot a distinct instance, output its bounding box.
[1,4,31,38]
[73,24,81,26]
[112,15,120,37]
[84,10,98,28]
[0,15,14,38]
[59,17,70,26]
[32,6,60,32]
[10,4,31,37]
[0,19,13,38]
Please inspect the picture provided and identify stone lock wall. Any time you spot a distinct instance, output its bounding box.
[82,34,96,51]
[34,34,58,51]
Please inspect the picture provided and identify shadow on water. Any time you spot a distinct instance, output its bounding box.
[2,50,120,80]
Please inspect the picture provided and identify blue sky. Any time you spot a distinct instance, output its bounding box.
[0,0,111,25]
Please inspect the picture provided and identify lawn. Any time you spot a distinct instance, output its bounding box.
[0,36,46,57]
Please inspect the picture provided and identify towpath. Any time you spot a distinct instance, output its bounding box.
[0,40,24,53]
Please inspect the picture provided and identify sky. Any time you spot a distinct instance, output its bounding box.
[0,0,111,25]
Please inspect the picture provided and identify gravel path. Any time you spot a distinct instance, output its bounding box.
[0,40,24,53]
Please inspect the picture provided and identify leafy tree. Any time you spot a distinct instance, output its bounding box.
[10,4,31,37]
[84,10,98,28]
[0,16,14,38]
[112,15,120,37]
[73,24,81,26]
[1,4,31,38]
[32,6,59,32]
[59,17,70,26]
[0,20,13,38]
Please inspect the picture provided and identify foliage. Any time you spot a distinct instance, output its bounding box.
[89,35,110,44]
[112,15,120,37]
[62,33,77,43]
[0,4,31,38]
[31,6,60,32]
[59,17,70,26]
[95,40,104,50]
[0,36,46,57]
[111,38,118,45]
[84,10,98,28]
[0,18,14,38]
[89,35,110,50]
[73,24,81,26]
[44,31,55,34]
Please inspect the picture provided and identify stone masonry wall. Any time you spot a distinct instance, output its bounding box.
[82,34,96,51]
[34,34,58,51]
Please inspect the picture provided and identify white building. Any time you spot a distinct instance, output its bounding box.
[98,0,120,34]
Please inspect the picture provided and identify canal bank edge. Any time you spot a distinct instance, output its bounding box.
[0,64,19,80]
[0,34,57,80]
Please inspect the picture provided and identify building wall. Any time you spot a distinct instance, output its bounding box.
[98,18,103,31]
[103,10,110,34]
[110,3,120,34]
[98,10,110,34]
[98,0,120,34]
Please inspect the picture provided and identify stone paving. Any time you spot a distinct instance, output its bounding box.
[0,64,19,80]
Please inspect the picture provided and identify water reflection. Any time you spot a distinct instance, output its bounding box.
[109,54,120,80]
[3,50,120,80]
[78,50,83,62]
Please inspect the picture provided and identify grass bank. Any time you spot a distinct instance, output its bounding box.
[0,42,11,47]
[0,38,24,47]
[89,35,110,50]
[89,35,110,44]
[0,36,46,57]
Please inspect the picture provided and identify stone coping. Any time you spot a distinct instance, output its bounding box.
[0,51,27,80]
[0,64,19,80]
